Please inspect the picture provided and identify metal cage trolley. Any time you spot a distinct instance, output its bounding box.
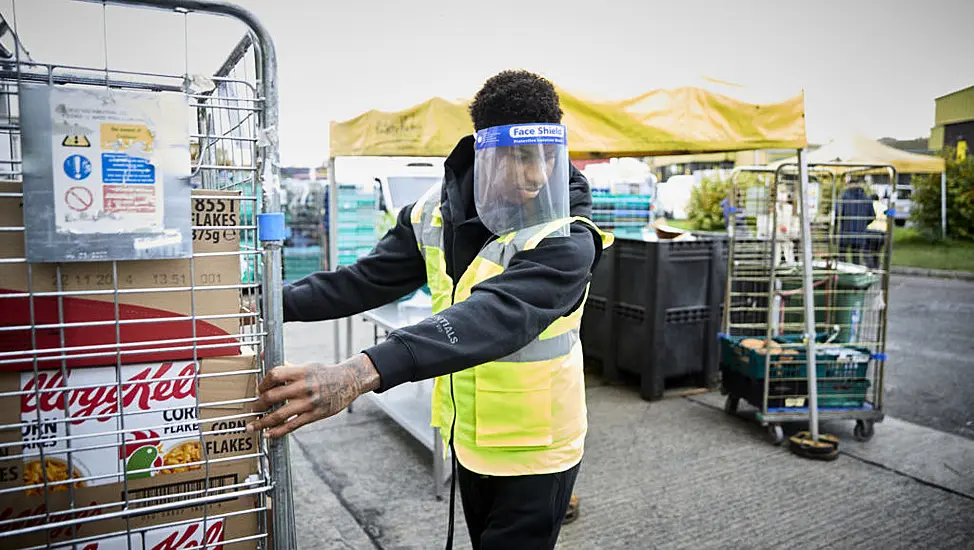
[0,1,296,548]
[719,161,892,445]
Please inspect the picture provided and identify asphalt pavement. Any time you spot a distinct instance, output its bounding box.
[884,274,974,440]
[283,320,974,549]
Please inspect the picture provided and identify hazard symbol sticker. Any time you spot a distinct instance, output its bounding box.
[64,186,94,212]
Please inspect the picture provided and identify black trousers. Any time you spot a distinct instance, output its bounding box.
[456,460,580,550]
[841,240,881,269]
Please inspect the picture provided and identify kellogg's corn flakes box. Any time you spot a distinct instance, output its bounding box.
[3,352,257,494]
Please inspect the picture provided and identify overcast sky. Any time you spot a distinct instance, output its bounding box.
[2,0,972,166]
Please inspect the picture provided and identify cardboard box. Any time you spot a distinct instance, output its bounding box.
[1,352,259,493]
[0,184,244,370]
[1,463,261,549]
[0,352,262,548]
[47,512,260,550]
[139,512,260,550]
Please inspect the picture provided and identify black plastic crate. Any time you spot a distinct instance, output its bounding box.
[580,296,610,361]
[588,244,615,298]
[581,244,616,364]
[581,236,727,399]
[608,237,725,397]
[689,231,729,294]
[613,303,719,400]
[616,239,721,311]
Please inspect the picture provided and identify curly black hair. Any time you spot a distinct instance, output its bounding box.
[468,70,563,131]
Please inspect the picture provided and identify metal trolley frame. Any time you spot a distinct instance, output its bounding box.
[0,1,295,548]
[720,158,893,444]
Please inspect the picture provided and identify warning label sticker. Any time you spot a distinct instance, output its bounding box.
[62,154,92,180]
[104,185,156,213]
[64,186,94,212]
[101,122,154,153]
[102,152,156,184]
[48,88,168,234]
[62,134,90,147]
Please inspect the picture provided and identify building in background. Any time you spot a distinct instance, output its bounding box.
[929,85,974,152]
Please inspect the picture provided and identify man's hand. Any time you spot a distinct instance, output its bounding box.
[239,290,260,327]
[246,354,381,438]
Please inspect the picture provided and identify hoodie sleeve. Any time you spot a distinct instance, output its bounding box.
[282,205,427,322]
[364,220,601,392]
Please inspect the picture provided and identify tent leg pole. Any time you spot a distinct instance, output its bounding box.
[941,171,947,239]
[797,148,820,441]
[329,157,342,363]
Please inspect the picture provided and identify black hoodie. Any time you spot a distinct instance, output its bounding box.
[282,135,603,392]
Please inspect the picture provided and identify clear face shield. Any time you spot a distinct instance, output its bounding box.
[474,123,570,236]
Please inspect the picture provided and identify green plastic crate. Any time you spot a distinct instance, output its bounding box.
[816,379,871,408]
[719,334,872,380]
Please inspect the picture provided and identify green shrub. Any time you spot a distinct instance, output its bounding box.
[687,175,730,231]
[911,148,974,241]
[686,173,764,230]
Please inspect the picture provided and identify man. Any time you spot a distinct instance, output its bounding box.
[247,70,611,549]
[838,182,875,267]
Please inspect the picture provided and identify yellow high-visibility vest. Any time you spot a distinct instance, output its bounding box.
[867,200,887,232]
[410,186,614,476]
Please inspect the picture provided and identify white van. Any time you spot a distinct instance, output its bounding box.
[375,162,444,220]
[869,180,912,226]
[893,184,913,226]
[333,156,445,232]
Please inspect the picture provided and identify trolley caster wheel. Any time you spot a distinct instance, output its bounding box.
[768,424,785,446]
[853,420,875,442]
[724,395,739,415]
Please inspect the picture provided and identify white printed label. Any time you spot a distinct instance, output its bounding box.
[49,87,187,235]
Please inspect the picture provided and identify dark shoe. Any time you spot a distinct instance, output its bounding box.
[563,494,580,524]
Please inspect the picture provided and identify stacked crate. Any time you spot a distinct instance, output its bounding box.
[591,190,653,231]
[282,180,326,283]
[335,183,379,266]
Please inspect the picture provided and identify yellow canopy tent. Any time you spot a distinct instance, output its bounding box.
[329,86,807,159]
[771,133,945,174]
[326,85,817,410]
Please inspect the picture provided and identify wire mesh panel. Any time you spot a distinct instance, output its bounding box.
[0,1,290,548]
[720,164,890,435]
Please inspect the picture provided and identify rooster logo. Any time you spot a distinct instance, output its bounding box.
[120,430,164,480]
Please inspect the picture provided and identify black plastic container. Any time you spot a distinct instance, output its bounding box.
[580,245,615,363]
[581,235,727,400]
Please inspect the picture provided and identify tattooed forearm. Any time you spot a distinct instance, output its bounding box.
[248,355,382,438]
[349,354,381,393]
[304,354,380,417]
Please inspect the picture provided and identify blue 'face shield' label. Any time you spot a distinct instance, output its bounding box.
[474,123,567,150]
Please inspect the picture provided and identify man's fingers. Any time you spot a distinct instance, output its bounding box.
[246,399,310,434]
[257,364,300,393]
[252,378,308,413]
[264,412,316,439]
